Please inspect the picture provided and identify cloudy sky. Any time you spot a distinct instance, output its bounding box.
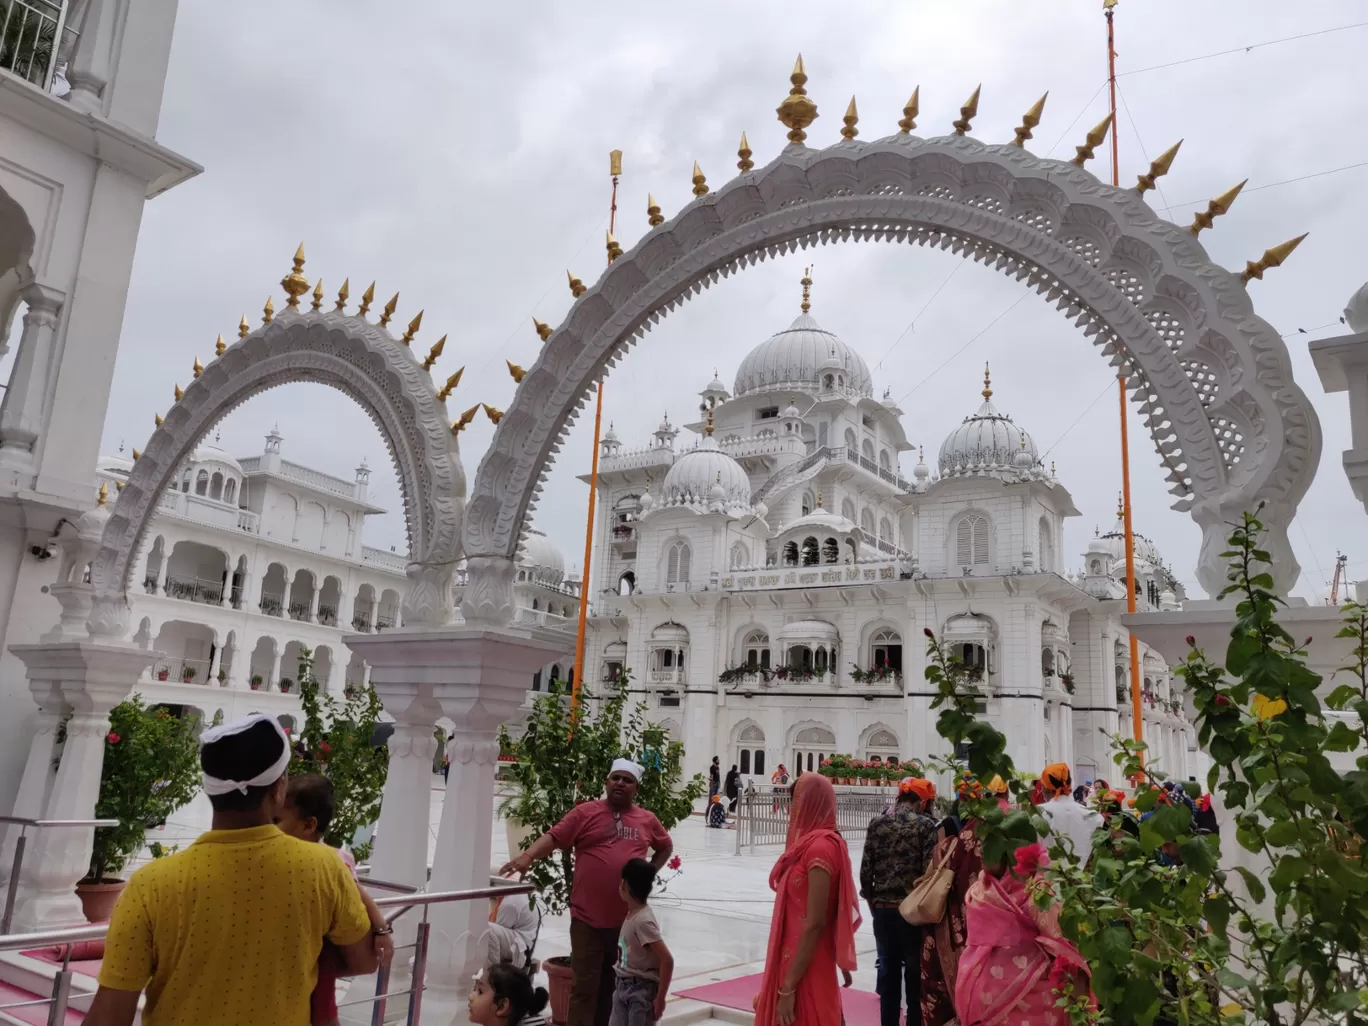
[101,0,1368,602]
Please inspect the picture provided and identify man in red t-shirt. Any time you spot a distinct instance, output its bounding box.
[501,758,673,1026]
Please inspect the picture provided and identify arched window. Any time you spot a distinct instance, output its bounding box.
[1038,516,1054,573]
[823,374,834,389]
[224,479,237,505]
[793,726,837,774]
[879,517,892,542]
[879,450,891,470]
[800,536,820,566]
[666,541,691,585]
[210,472,224,500]
[180,468,191,492]
[860,508,875,536]
[1090,559,1102,575]
[782,540,799,566]
[532,670,542,692]
[861,439,874,460]
[955,513,990,568]
[822,537,839,563]
[817,422,828,448]
[841,497,856,521]
[1042,648,1055,676]
[195,470,209,495]
[618,570,635,595]
[870,629,903,672]
[844,428,857,450]
[531,598,539,611]
[743,630,770,671]
[801,490,815,516]
[1115,664,1126,698]
[738,724,766,776]
[730,542,749,569]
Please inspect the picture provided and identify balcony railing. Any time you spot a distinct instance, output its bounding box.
[352,609,374,632]
[829,446,912,491]
[648,668,685,686]
[376,609,398,630]
[318,605,338,627]
[164,575,223,606]
[238,509,260,533]
[0,0,74,92]
[288,602,311,622]
[260,593,284,617]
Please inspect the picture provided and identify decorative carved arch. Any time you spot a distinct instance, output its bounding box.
[88,312,464,637]
[464,131,1320,604]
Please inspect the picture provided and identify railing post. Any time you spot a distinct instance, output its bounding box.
[369,961,391,1026]
[406,920,430,1026]
[45,966,71,1026]
[2,829,28,934]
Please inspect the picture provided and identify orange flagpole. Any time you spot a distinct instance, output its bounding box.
[571,151,620,711]
[1105,0,1145,752]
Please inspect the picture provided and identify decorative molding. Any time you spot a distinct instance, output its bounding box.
[464,133,1320,597]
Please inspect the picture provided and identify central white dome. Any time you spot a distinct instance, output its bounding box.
[659,437,752,510]
[519,528,566,583]
[733,313,873,399]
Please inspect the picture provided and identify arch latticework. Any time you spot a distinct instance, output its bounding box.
[88,308,464,637]
[463,124,1320,609]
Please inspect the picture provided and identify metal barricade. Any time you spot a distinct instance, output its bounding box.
[734,783,897,854]
[0,816,118,934]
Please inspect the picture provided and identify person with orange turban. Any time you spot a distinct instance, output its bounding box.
[1038,761,1102,865]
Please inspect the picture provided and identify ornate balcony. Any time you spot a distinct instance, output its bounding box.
[163,575,223,607]
[0,0,75,93]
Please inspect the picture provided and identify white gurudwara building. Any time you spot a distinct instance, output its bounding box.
[571,279,1199,787]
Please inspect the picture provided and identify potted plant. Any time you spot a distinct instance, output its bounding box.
[279,677,293,694]
[216,669,227,686]
[78,698,200,921]
[156,667,169,681]
[179,666,196,684]
[498,670,705,1023]
[249,674,262,691]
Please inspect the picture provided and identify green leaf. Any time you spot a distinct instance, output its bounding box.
[1180,834,1218,875]
[1097,924,1132,964]
[1268,854,1311,893]
[1327,684,1360,711]
[1325,721,1362,753]
[1263,819,1298,847]
[1233,866,1266,904]
[1203,894,1231,937]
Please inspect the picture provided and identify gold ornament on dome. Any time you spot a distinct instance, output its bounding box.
[437,368,465,401]
[154,413,163,427]
[173,384,184,402]
[1240,233,1308,285]
[605,232,623,262]
[379,293,399,328]
[841,97,859,140]
[1136,140,1181,195]
[358,282,376,318]
[1011,93,1047,147]
[1188,180,1246,235]
[737,132,753,173]
[335,278,351,312]
[1070,113,1113,167]
[482,403,504,425]
[192,357,204,378]
[262,296,274,324]
[311,279,324,312]
[97,482,108,506]
[422,335,446,371]
[691,161,708,196]
[776,54,818,145]
[952,85,980,135]
[400,310,423,345]
[215,334,226,357]
[533,318,552,342]
[281,244,310,308]
[647,194,664,227]
[898,87,919,133]
[451,403,479,434]
[507,360,527,384]
[567,270,586,297]
[238,315,250,339]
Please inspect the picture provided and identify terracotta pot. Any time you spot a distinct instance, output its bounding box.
[156,671,168,681]
[75,880,125,923]
[545,955,574,1025]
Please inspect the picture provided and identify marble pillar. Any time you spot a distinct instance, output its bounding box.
[0,681,69,900]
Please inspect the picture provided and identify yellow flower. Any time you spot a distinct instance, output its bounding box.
[1252,694,1287,720]
[1221,1003,1243,1017]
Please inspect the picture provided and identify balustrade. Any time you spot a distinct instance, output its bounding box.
[317,605,338,627]
[163,575,223,606]
[0,0,75,92]
[259,593,284,617]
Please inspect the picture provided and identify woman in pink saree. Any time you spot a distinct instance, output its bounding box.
[754,773,862,1026]
[955,844,1090,1026]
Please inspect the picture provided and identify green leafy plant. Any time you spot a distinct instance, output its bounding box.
[87,697,201,883]
[286,648,388,861]
[497,670,705,915]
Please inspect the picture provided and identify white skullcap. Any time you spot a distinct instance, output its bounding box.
[610,758,644,781]
[200,713,291,796]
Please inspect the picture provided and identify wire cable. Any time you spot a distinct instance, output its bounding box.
[1114,83,1173,213]
[894,294,1029,405]
[1040,378,1117,459]
[1118,21,1368,78]
[1159,160,1368,213]
[1044,82,1108,159]
[872,264,962,371]
[1296,517,1328,605]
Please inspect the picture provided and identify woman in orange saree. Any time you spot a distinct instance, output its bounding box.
[955,844,1090,1026]
[754,773,862,1026]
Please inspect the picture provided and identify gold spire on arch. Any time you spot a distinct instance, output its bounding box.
[281,243,310,308]
[776,54,818,144]
[800,268,812,314]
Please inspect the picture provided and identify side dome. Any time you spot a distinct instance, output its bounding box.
[732,313,873,399]
[658,436,752,510]
[938,367,1039,478]
[519,528,566,584]
[191,440,243,475]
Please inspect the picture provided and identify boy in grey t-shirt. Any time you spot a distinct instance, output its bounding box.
[610,859,675,1026]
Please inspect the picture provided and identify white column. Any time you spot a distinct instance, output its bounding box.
[7,642,155,930]
[208,639,223,685]
[307,578,321,624]
[0,284,64,478]
[269,648,283,690]
[0,682,69,899]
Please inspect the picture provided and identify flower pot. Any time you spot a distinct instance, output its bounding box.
[250,682,261,691]
[75,880,125,923]
[545,956,573,1025]
[156,671,168,681]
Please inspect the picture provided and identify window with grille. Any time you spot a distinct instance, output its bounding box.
[956,513,990,567]
[743,631,770,670]
[666,542,691,584]
[870,629,903,672]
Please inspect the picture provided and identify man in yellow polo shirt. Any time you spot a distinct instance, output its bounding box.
[86,714,382,1026]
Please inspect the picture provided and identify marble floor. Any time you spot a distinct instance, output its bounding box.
[153,777,884,1001]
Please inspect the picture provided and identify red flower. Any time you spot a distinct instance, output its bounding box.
[1214,694,1231,708]
[106,732,120,744]
[1012,843,1046,877]
[283,728,291,735]
[319,741,332,753]
[1185,635,1196,646]
[667,855,682,871]
[923,628,934,638]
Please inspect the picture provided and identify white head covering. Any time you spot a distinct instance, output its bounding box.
[610,758,644,781]
[200,713,291,796]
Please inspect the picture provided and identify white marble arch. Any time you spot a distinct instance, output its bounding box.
[463,120,1322,604]
[86,306,465,638]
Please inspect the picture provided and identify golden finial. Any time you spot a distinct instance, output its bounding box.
[898,87,919,133]
[606,231,623,262]
[841,96,859,141]
[452,404,480,434]
[1188,180,1247,236]
[507,360,527,384]
[238,315,249,339]
[1011,93,1048,147]
[482,403,504,425]
[437,367,465,401]
[310,278,324,312]
[610,149,623,177]
[335,278,351,312]
[97,481,108,506]
[1136,140,1182,195]
[776,53,819,145]
[281,243,310,308]
[1116,492,1124,519]
[173,384,184,402]
[154,413,163,427]
[422,335,446,371]
[1051,460,1056,476]
[1240,233,1308,285]
[358,282,376,318]
[115,481,124,493]
[691,161,708,197]
[533,318,553,342]
[952,85,981,136]
[816,489,824,508]
[982,361,992,400]
[918,445,925,461]
[262,296,274,324]
[192,357,204,378]
[379,293,399,328]
[800,268,813,314]
[737,132,754,173]
[704,402,715,437]
[567,270,586,298]
[647,194,664,227]
[214,334,226,357]
[400,310,422,345]
[132,447,142,462]
[1070,113,1113,166]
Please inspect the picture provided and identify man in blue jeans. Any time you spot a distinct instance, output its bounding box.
[859,777,939,1026]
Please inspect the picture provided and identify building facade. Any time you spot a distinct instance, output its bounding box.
[575,284,1200,789]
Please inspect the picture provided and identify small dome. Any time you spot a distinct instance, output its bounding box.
[782,401,802,419]
[938,367,1038,478]
[1159,588,1180,612]
[657,414,674,434]
[518,528,566,581]
[704,371,728,395]
[97,453,133,477]
[658,436,752,510]
[602,422,620,445]
[733,313,873,399]
[1087,532,1111,557]
[1099,511,1162,567]
[191,440,243,475]
[783,505,857,536]
[913,447,929,481]
[640,488,655,510]
[1346,281,1368,334]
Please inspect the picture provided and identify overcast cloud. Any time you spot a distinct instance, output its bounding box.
[102,0,1368,602]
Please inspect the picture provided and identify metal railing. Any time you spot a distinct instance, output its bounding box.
[163,575,224,606]
[0,0,72,92]
[0,816,117,934]
[260,593,284,617]
[0,874,530,1026]
[734,783,894,854]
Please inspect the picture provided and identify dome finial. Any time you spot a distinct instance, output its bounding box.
[981,361,992,400]
[97,481,108,506]
[800,267,813,314]
[816,489,823,509]
[1116,492,1124,519]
